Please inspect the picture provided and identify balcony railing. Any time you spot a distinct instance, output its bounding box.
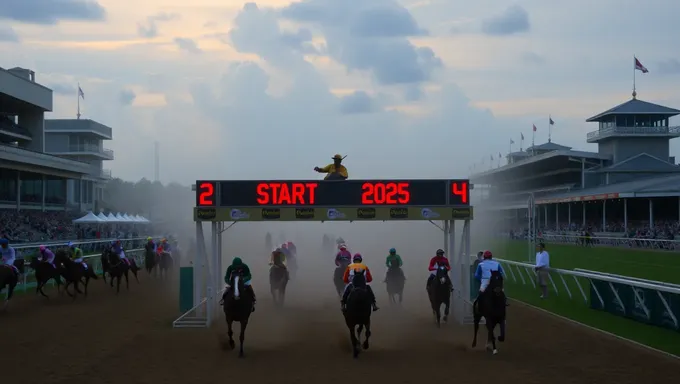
[100,169,112,179]
[586,125,680,141]
[66,144,114,159]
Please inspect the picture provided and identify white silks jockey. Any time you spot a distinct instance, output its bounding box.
[39,245,57,268]
[111,240,131,266]
[0,238,18,274]
[474,250,505,293]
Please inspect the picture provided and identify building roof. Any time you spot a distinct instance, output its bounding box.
[507,151,530,158]
[526,141,572,152]
[586,98,680,122]
[592,152,680,173]
[534,173,680,204]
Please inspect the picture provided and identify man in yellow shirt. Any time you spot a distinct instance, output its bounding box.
[314,154,349,180]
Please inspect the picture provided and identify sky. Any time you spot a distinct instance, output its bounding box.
[2,0,680,185]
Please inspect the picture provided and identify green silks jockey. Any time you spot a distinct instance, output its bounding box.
[383,248,404,282]
[223,257,256,310]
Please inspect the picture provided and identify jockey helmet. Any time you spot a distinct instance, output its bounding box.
[339,244,347,251]
[287,241,293,247]
[68,241,75,248]
[389,248,396,254]
[0,238,8,246]
[352,253,363,263]
[281,243,288,248]
[477,250,484,258]
[436,249,445,256]
[162,238,167,242]
[147,237,152,241]
[39,245,46,252]
[232,257,243,266]
[483,250,493,259]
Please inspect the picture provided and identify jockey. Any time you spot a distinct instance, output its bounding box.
[426,249,452,290]
[383,247,403,282]
[335,244,352,266]
[68,242,88,269]
[0,238,18,274]
[270,247,287,267]
[160,238,172,255]
[111,239,131,266]
[224,257,256,312]
[341,253,379,312]
[286,241,296,256]
[39,245,57,268]
[145,237,157,254]
[473,250,506,306]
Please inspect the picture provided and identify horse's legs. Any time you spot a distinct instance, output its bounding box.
[124,271,130,290]
[37,281,49,298]
[238,320,248,358]
[472,311,481,348]
[83,276,89,297]
[443,296,450,323]
[73,278,83,295]
[64,281,75,298]
[226,320,235,350]
[110,273,114,287]
[486,321,497,355]
[362,320,371,350]
[116,275,122,294]
[348,325,360,358]
[398,291,403,304]
[498,318,506,342]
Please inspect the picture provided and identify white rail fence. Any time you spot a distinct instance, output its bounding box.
[495,258,680,332]
[531,233,680,251]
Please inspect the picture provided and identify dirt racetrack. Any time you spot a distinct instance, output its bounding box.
[2,269,679,384]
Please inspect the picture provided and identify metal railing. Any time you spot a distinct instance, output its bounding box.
[537,233,680,251]
[11,237,160,259]
[495,258,680,331]
[587,125,680,141]
[66,144,115,158]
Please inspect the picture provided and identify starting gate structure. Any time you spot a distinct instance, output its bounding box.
[173,179,475,328]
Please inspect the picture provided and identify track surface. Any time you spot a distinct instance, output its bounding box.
[2,266,679,384]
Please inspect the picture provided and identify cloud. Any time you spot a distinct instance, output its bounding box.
[281,0,442,85]
[0,0,106,25]
[173,37,202,54]
[136,12,179,38]
[0,25,19,42]
[47,82,76,95]
[339,91,378,114]
[521,51,545,65]
[657,59,680,75]
[481,5,530,36]
[118,89,136,106]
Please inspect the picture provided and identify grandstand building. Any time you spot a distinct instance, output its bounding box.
[471,95,680,235]
[0,66,113,212]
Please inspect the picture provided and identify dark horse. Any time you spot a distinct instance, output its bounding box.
[220,273,254,358]
[333,260,350,297]
[343,270,372,358]
[30,254,63,298]
[269,263,289,307]
[0,260,24,311]
[144,247,158,277]
[385,263,405,305]
[472,270,506,355]
[158,252,173,280]
[101,249,139,293]
[427,266,452,327]
[55,250,98,298]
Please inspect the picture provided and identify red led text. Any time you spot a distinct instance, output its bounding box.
[361,182,410,205]
[451,181,468,204]
[256,182,319,205]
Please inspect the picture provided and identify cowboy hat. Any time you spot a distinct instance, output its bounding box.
[332,154,347,160]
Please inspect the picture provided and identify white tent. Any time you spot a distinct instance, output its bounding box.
[97,212,110,222]
[122,213,133,221]
[138,215,151,223]
[72,211,105,224]
[132,215,144,223]
[115,212,127,222]
[107,212,118,222]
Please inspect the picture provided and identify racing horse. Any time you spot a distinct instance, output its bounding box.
[144,247,158,277]
[269,263,289,307]
[30,254,64,298]
[101,248,139,293]
[343,270,372,358]
[427,265,452,327]
[472,270,507,355]
[385,263,405,305]
[55,249,98,298]
[0,260,23,311]
[220,273,254,358]
[333,260,350,297]
[158,251,173,280]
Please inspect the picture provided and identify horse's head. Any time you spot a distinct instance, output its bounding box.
[228,273,246,300]
[351,269,367,288]
[489,270,504,293]
[14,259,25,274]
[55,249,70,263]
[435,265,448,283]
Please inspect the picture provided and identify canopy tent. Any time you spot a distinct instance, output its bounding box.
[138,215,151,223]
[122,213,133,221]
[107,212,118,222]
[131,215,144,223]
[114,213,127,222]
[72,211,105,224]
[97,212,110,222]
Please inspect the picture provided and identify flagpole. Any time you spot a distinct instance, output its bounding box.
[77,82,81,120]
[548,115,552,143]
[632,55,636,99]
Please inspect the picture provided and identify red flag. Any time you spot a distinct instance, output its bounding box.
[532,124,537,132]
[634,57,648,73]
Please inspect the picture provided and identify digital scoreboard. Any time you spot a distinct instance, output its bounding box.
[194,179,472,222]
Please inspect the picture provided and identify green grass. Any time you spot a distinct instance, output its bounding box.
[494,239,680,356]
[494,240,680,284]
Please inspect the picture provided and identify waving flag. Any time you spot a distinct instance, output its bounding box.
[634,57,648,73]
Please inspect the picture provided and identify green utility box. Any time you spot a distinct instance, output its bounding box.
[179,267,194,313]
